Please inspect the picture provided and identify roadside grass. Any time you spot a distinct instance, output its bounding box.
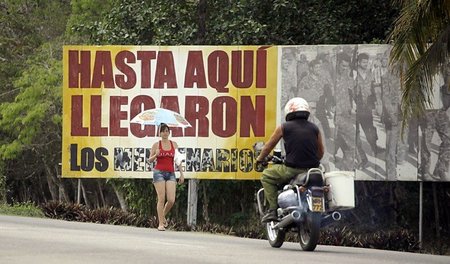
[0,202,45,217]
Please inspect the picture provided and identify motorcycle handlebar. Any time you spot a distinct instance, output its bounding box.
[263,154,284,164]
[271,155,284,164]
[255,154,285,172]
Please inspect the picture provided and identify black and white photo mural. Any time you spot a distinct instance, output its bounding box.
[418,61,450,182]
[279,44,436,181]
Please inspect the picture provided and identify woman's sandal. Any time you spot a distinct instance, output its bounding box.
[157,226,165,231]
[163,218,169,228]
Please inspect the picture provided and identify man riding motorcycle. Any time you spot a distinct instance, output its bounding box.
[256,97,325,223]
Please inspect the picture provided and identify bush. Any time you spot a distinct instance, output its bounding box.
[41,201,153,227]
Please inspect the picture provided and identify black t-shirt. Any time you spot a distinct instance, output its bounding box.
[282,119,320,168]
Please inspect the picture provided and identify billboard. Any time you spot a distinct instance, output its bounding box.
[62,46,278,179]
[63,45,450,181]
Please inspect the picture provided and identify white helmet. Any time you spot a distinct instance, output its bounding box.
[284,97,310,121]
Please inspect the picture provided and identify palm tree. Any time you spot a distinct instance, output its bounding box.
[388,0,450,124]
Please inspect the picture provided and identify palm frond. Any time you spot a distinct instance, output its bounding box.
[388,0,450,128]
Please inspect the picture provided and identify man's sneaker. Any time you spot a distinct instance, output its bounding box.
[261,209,277,223]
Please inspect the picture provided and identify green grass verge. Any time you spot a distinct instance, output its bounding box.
[0,202,45,217]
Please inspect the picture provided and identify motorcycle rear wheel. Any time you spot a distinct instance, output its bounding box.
[298,212,321,251]
[266,222,286,248]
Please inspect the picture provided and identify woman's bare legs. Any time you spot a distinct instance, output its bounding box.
[154,180,177,229]
[163,181,177,219]
[153,181,167,230]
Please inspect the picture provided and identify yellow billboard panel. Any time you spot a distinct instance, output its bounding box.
[62,45,278,179]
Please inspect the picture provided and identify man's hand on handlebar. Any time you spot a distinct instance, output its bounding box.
[255,155,272,172]
[256,153,286,172]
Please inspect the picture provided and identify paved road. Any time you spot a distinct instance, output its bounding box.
[0,215,448,264]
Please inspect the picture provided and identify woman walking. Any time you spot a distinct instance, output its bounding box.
[149,123,184,231]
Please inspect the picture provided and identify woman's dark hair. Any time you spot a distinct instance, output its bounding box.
[159,123,170,133]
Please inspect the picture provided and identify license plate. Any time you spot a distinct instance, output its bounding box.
[312,197,323,212]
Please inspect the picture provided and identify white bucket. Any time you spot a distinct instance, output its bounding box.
[324,171,355,210]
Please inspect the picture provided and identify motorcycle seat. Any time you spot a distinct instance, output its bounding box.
[291,169,324,186]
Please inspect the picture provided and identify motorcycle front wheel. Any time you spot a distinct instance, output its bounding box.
[266,222,286,248]
[298,212,321,251]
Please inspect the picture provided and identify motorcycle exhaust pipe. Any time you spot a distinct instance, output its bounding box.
[274,210,301,230]
[320,211,342,228]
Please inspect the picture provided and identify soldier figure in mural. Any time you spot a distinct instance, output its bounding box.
[420,62,450,181]
[380,56,408,180]
[334,52,356,170]
[355,53,380,169]
[297,59,333,138]
[281,49,298,111]
[296,53,309,83]
[372,54,384,116]
[317,52,335,86]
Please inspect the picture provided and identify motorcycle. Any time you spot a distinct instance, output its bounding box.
[255,150,352,251]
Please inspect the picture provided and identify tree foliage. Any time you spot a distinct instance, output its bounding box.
[66,0,398,46]
[388,0,450,122]
[0,0,71,203]
[68,0,197,45]
[0,43,62,159]
[0,0,70,98]
[0,41,68,203]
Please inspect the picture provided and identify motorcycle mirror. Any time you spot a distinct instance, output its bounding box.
[253,141,265,152]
